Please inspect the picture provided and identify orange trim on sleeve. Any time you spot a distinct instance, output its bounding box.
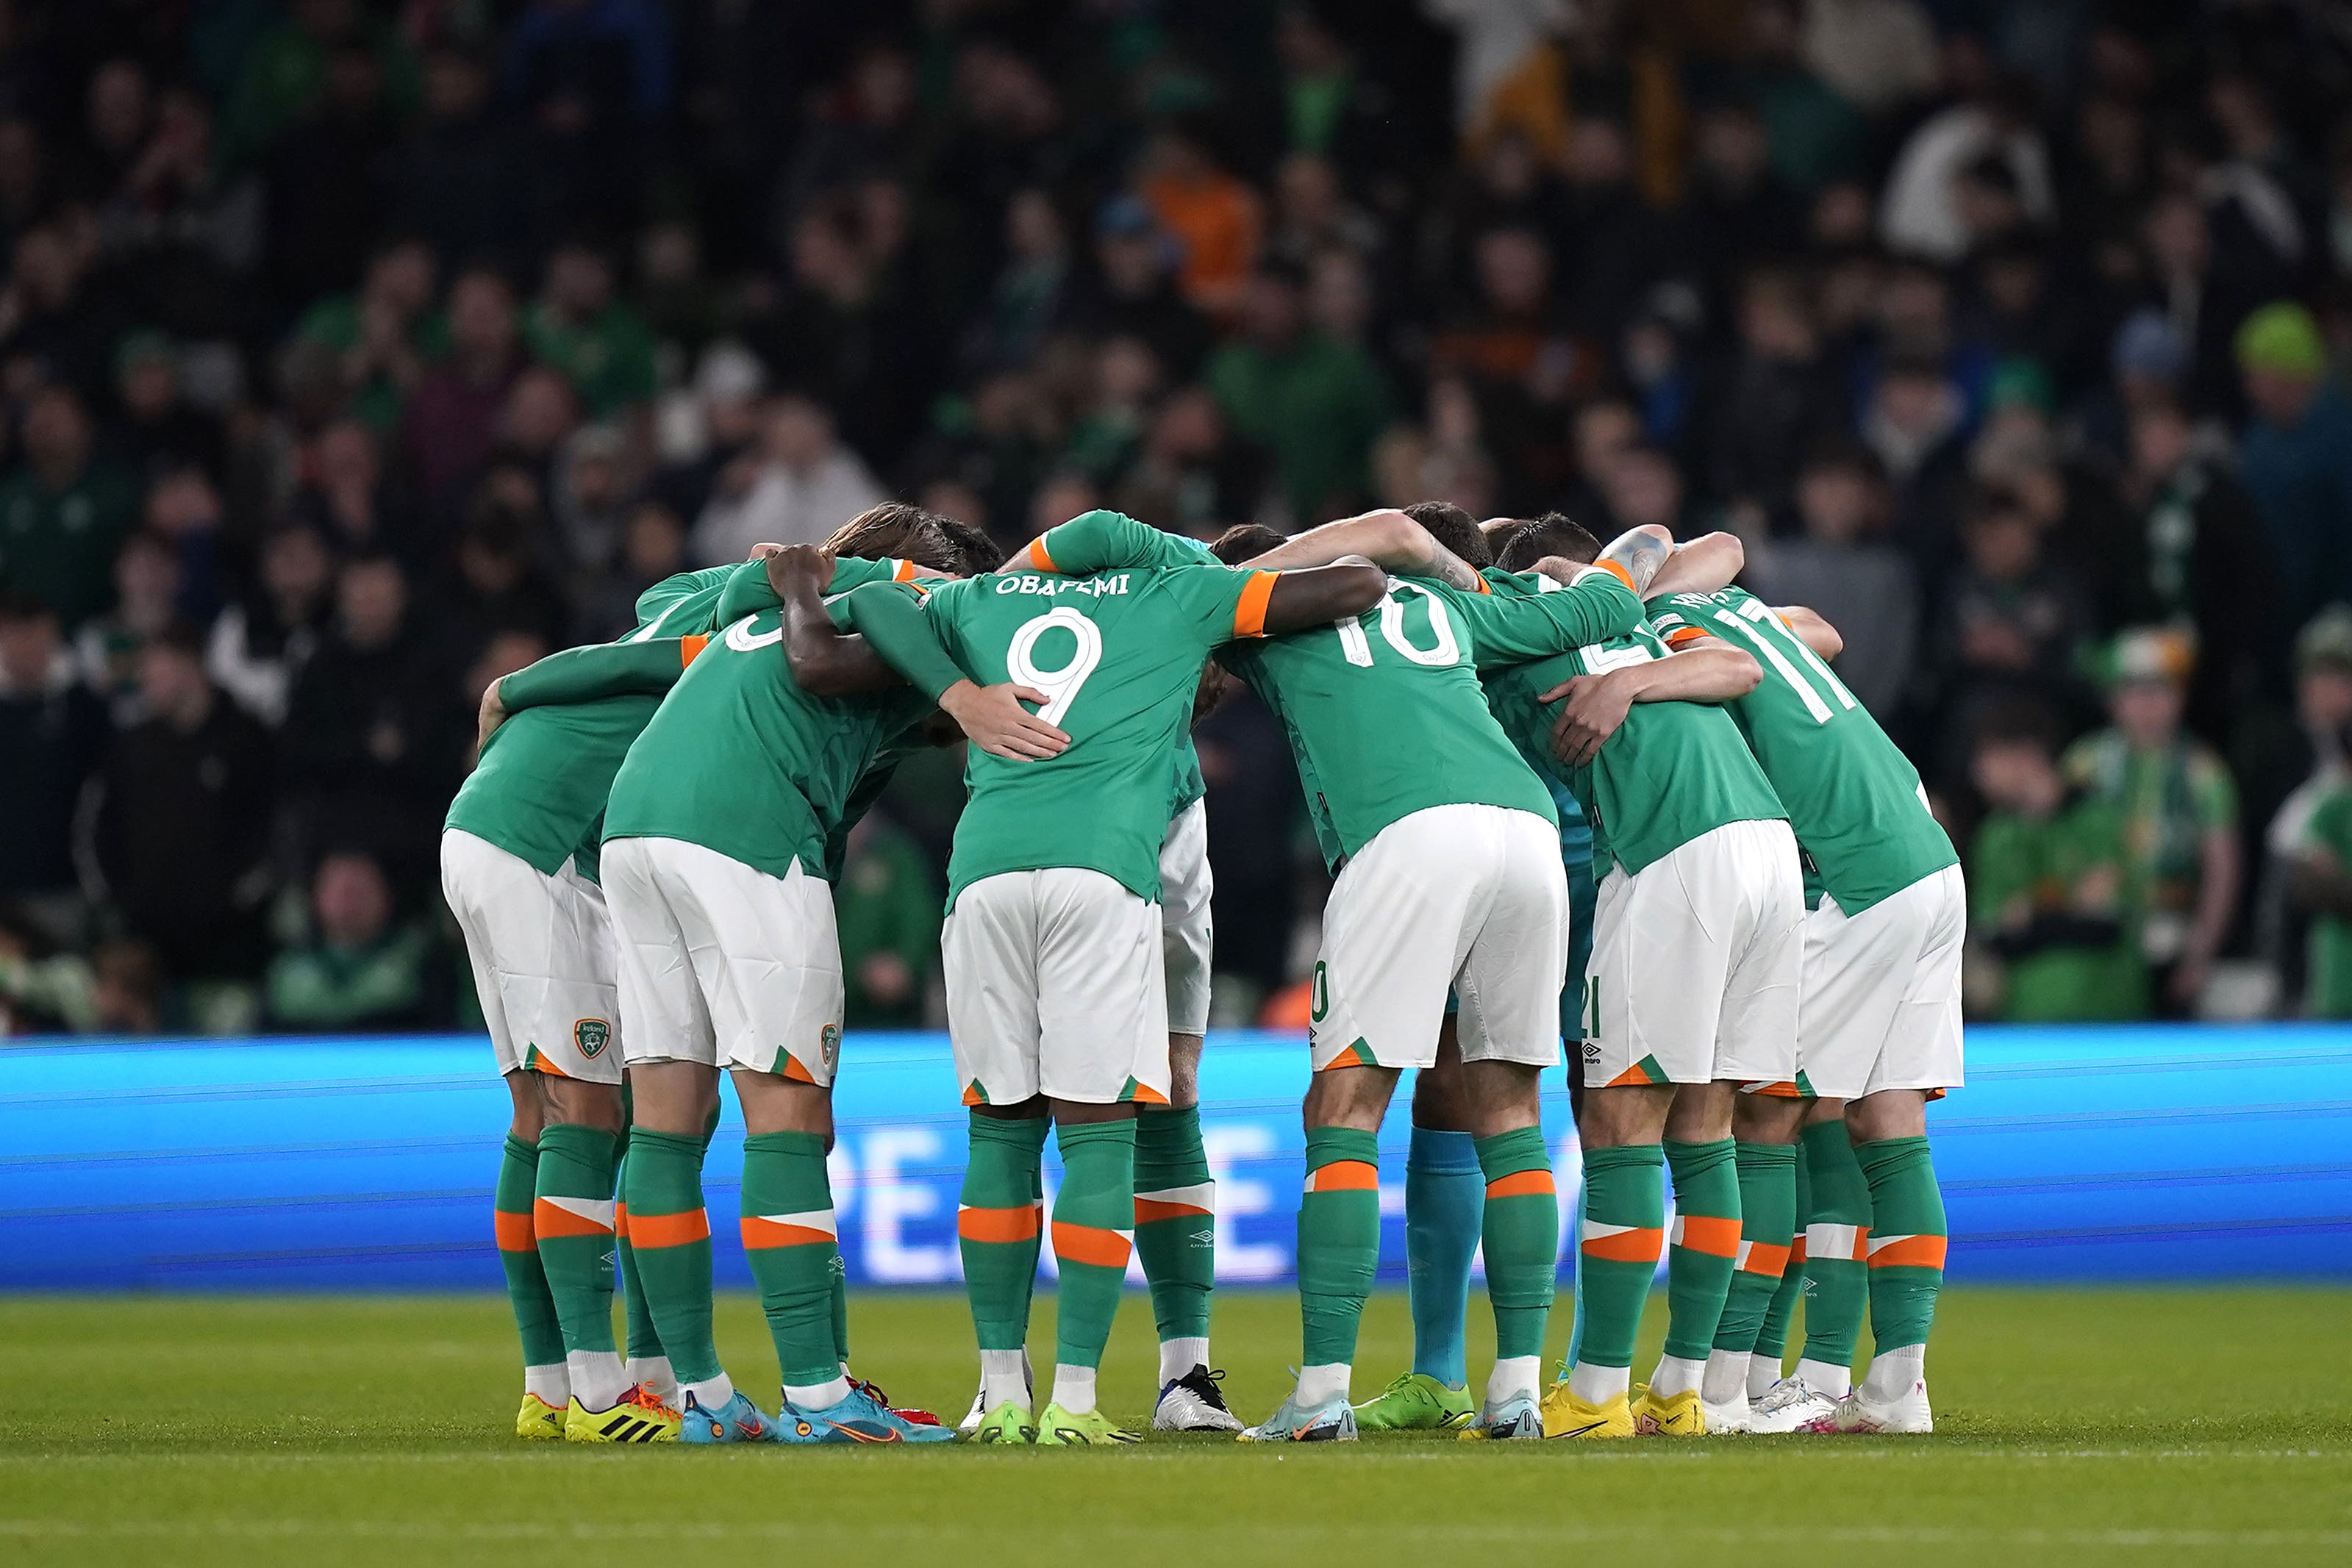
[1232,570,1279,638]
[1594,559,1635,590]
[891,557,917,581]
[680,634,709,665]
[1662,626,1709,648]
[1473,573,1493,593]
[1021,535,1058,574]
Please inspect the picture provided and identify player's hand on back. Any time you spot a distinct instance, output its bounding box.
[768,543,834,601]
[476,677,508,753]
[1543,672,1634,766]
[940,680,1072,761]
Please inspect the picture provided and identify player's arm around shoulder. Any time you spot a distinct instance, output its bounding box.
[480,635,704,748]
[1015,508,1209,576]
[1248,556,1389,636]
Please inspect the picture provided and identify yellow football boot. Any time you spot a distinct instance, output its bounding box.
[1632,1384,1706,1436]
[517,1392,567,1439]
[1539,1382,1635,1439]
[565,1383,682,1443]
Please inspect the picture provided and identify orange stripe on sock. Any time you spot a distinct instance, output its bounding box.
[1232,570,1277,638]
[1868,1235,1948,1270]
[957,1204,1040,1243]
[740,1217,834,1249]
[493,1211,535,1251]
[612,1202,629,1240]
[1675,1214,1743,1258]
[1306,1159,1379,1193]
[1740,1241,1792,1277]
[1581,1226,1665,1264]
[1485,1170,1554,1200]
[532,1198,612,1239]
[624,1209,711,1249]
[1051,1220,1133,1270]
[1787,1237,1808,1264]
[1134,1198,1211,1224]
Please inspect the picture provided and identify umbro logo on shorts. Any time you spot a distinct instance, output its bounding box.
[574,1018,611,1058]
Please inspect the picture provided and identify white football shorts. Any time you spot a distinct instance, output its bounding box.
[943,867,1170,1106]
[601,836,844,1084]
[440,828,623,1084]
[1582,817,1804,1089]
[1310,803,1568,1073]
[1795,864,1966,1100]
[1159,798,1214,1037]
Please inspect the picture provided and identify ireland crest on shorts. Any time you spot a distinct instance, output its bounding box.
[574,1018,612,1059]
[818,1023,841,1075]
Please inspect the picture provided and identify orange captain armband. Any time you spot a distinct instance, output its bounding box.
[1232,570,1278,637]
[680,634,709,665]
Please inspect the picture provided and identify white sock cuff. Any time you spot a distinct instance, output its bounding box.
[1795,1357,1852,1400]
[1050,1363,1099,1416]
[1295,1362,1351,1406]
[1159,1336,1211,1385]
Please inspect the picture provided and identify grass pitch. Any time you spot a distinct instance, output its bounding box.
[3,1288,2347,1566]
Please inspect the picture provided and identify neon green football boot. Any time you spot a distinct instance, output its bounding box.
[969,1402,1037,1444]
[516,1392,567,1439]
[1352,1372,1476,1433]
[1033,1403,1141,1445]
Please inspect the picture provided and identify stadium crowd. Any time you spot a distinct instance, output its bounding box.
[1,0,2351,1036]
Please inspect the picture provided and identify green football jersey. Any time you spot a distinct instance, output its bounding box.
[1477,575,1786,878]
[909,556,1270,908]
[1218,570,1644,868]
[601,587,936,882]
[1645,584,1956,914]
[2301,785,2352,1019]
[446,555,915,880]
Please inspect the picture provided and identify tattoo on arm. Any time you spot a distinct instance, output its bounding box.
[1423,541,1481,593]
[1598,527,1674,596]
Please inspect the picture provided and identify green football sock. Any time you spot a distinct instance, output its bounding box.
[621,1127,721,1386]
[1048,1119,1137,1373]
[1473,1126,1556,1366]
[1570,1144,1665,1373]
[1753,1141,1811,1378]
[1799,1117,1872,1383]
[1133,1106,1215,1351]
[1661,1139,1740,1364]
[1858,1136,1947,1358]
[1713,1140,1798,1357]
[958,1113,1048,1353]
[831,1267,849,1371]
[613,1153,665,1364]
[533,1123,622,1361]
[1298,1126,1381,1376]
[740,1130,846,1397]
[494,1134,565,1378]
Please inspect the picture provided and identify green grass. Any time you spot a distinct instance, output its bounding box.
[3,1288,2348,1565]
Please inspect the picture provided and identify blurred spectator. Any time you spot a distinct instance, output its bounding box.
[110,332,225,484]
[1058,197,1212,380]
[265,848,434,1031]
[2290,712,2352,1019]
[1968,706,2148,1021]
[0,386,139,626]
[2234,303,2352,623]
[0,928,162,1036]
[1687,269,1843,518]
[209,524,333,726]
[93,621,272,990]
[279,554,460,880]
[834,813,940,1030]
[391,46,531,271]
[1207,265,1390,525]
[1745,441,1916,716]
[578,500,687,640]
[2062,629,2242,1016]
[76,529,181,721]
[290,419,410,561]
[1929,482,2095,781]
[693,394,885,562]
[290,237,444,435]
[0,594,104,931]
[1139,124,1261,321]
[523,240,657,418]
[400,267,522,509]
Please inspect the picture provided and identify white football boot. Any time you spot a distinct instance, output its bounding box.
[1745,1373,1840,1434]
[1798,1378,1933,1435]
[1153,1365,1244,1432]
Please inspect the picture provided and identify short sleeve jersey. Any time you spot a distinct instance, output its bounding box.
[918,560,1270,909]
[1217,568,1645,869]
[601,581,936,883]
[444,554,916,882]
[1646,584,1956,914]
[1476,573,1785,877]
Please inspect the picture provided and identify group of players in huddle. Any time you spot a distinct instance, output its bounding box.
[443,494,1959,1447]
